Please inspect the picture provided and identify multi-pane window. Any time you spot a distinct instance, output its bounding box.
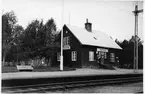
[63,37,66,46]
[110,53,115,62]
[89,51,94,61]
[63,36,70,46]
[57,52,60,61]
[72,51,77,61]
[67,37,70,45]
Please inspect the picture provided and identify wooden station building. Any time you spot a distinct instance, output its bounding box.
[57,19,122,68]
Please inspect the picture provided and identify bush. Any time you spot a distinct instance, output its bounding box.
[2,61,16,67]
[28,57,48,68]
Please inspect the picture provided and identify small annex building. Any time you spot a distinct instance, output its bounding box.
[57,19,122,68]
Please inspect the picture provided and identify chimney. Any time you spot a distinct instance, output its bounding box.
[85,18,92,32]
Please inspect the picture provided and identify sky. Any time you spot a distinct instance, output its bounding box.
[2,0,143,41]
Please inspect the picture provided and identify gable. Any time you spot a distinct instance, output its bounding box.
[63,25,82,49]
[64,25,82,44]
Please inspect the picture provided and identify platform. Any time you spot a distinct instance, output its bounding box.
[2,68,143,80]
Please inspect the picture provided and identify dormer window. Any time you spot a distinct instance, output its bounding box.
[93,37,97,40]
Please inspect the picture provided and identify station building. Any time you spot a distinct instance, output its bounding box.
[56,19,122,68]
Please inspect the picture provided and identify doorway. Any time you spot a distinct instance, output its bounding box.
[100,52,105,64]
[97,51,106,65]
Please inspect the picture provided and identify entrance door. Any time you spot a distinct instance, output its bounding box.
[100,52,105,64]
[97,52,105,64]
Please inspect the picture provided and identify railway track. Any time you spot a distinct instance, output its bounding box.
[2,76,143,93]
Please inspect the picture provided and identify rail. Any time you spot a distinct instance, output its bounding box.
[2,76,143,93]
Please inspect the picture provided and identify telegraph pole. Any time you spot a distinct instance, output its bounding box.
[60,0,64,71]
[132,5,143,72]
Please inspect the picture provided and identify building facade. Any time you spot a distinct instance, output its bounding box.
[57,19,122,68]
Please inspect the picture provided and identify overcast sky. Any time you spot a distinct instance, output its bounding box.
[2,0,143,41]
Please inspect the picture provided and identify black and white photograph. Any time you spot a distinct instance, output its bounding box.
[2,0,143,93]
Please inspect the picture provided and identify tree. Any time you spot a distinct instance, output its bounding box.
[22,18,58,65]
[117,36,143,69]
[12,24,24,45]
[10,25,24,62]
[2,11,17,63]
[22,19,43,59]
[2,15,59,66]
[115,39,121,45]
[44,18,57,45]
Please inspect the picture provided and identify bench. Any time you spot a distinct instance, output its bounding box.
[16,65,33,71]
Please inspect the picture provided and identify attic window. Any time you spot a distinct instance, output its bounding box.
[93,37,97,40]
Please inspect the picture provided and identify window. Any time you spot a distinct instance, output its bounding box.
[110,53,115,62]
[72,51,77,61]
[104,52,107,59]
[89,51,94,61]
[63,36,70,46]
[57,52,60,61]
[66,37,70,45]
[63,37,66,45]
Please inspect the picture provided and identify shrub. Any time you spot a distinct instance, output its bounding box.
[28,57,47,68]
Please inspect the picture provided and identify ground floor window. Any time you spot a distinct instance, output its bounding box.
[72,51,77,61]
[104,52,107,59]
[110,53,115,62]
[89,51,94,61]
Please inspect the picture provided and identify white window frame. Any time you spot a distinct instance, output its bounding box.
[89,51,94,61]
[67,36,70,45]
[63,36,70,46]
[72,51,77,61]
[63,37,66,46]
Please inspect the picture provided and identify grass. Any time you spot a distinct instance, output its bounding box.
[2,66,76,73]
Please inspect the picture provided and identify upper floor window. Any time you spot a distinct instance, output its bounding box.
[72,51,77,61]
[89,51,94,61]
[63,36,70,46]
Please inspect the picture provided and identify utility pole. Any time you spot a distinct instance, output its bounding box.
[132,5,143,72]
[60,0,64,71]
